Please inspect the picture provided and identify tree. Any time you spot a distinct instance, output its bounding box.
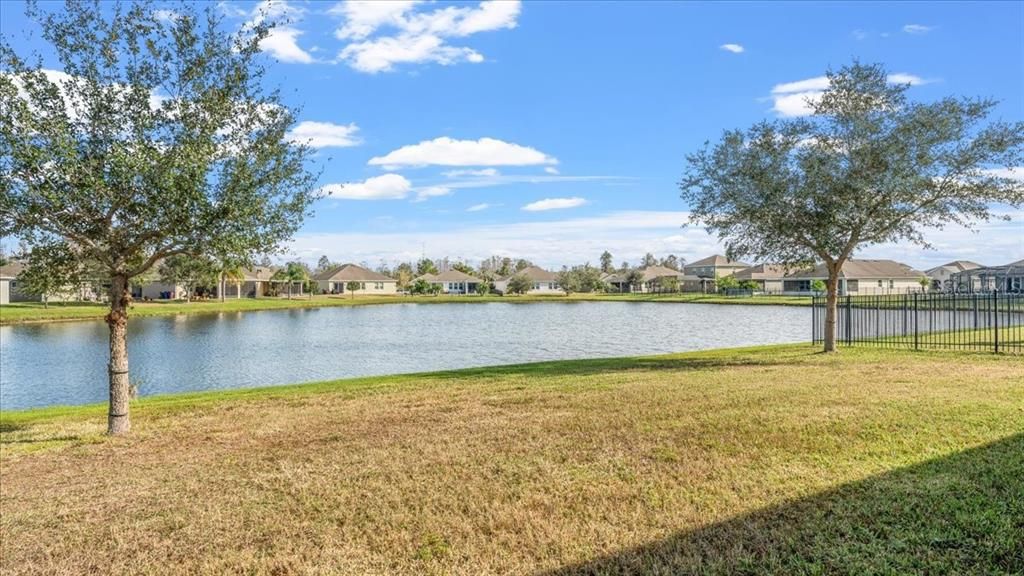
[659,276,680,293]
[506,273,532,295]
[599,251,613,273]
[497,257,514,277]
[716,275,740,293]
[17,246,82,307]
[1,3,317,433]
[557,267,581,295]
[641,253,658,267]
[680,62,1024,352]
[475,281,490,296]
[661,254,682,271]
[316,255,332,272]
[451,262,475,275]
[625,269,644,293]
[222,264,246,300]
[394,262,414,291]
[345,280,362,299]
[410,278,431,295]
[416,258,438,276]
[514,258,532,272]
[159,255,217,302]
[272,262,310,300]
[811,280,827,294]
[739,279,760,291]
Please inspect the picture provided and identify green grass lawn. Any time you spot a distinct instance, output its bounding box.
[1,344,1021,574]
[0,291,810,325]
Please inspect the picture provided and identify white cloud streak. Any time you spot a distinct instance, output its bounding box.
[770,73,929,117]
[903,24,933,35]
[286,121,361,148]
[521,197,587,211]
[320,174,412,200]
[720,43,744,54]
[369,137,558,168]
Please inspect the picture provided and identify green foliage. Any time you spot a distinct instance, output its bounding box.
[641,253,658,267]
[416,258,438,276]
[0,1,319,284]
[409,278,430,295]
[624,269,644,292]
[717,275,740,292]
[451,262,475,276]
[658,276,681,293]
[739,280,761,291]
[271,262,310,299]
[811,280,827,294]
[475,282,490,296]
[599,251,614,273]
[158,255,218,300]
[16,245,85,306]
[506,274,532,295]
[316,256,332,272]
[345,281,362,297]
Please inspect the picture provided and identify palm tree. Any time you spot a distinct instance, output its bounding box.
[271,262,309,300]
[222,265,246,301]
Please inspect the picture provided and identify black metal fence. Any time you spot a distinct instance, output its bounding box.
[812,292,1024,354]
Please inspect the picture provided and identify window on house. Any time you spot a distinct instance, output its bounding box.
[878,280,884,287]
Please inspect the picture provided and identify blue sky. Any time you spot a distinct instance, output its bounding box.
[2,1,1022,269]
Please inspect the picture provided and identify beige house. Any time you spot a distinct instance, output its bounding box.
[494,266,560,294]
[605,265,711,293]
[684,255,751,278]
[416,270,483,295]
[0,261,21,305]
[925,260,984,292]
[783,259,926,295]
[732,264,795,293]
[313,263,397,295]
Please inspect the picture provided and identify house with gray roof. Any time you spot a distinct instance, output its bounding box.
[948,259,1024,293]
[683,255,751,278]
[925,260,984,292]
[313,263,397,295]
[605,265,712,293]
[494,266,560,294]
[783,259,926,295]
[732,264,800,293]
[415,269,483,295]
[0,261,25,305]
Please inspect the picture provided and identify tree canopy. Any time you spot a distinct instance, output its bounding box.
[680,61,1024,351]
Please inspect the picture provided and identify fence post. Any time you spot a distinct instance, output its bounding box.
[913,292,919,350]
[845,296,852,345]
[993,290,999,354]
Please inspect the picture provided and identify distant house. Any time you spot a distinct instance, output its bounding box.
[135,280,187,300]
[783,259,926,295]
[605,265,711,293]
[494,266,560,294]
[313,263,397,295]
[415,270,483,295]
[948,259,1024,293]
[732,264,795,293]
[925,260,984,292]
[1,260,106,303]
[683,255,751,278]
[0,261,22,305]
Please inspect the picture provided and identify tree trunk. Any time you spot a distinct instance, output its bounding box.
[219,273,225,302]
[106,274,132,435]
[823,263,841,353]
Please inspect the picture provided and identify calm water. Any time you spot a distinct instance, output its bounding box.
[0,302,811,409]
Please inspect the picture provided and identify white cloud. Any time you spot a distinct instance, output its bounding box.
[442,168,500,178]
[720,43,744,54]
[321,174,411,200]
[981,167,1024,181]
[330,0,521,73]
[243,1,315,64]
[286,121,361,148]
[369,137,557,168]
[522,197,587,211]
[153,9,180,22]
[903,24,933,34]
[544,167,560,175]
[413,185,452,202]
[770,73,928,117]
[287,209,1023,270]
[261,27,315,63]
[467,203,492,212]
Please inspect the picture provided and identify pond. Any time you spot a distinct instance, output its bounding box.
[0,302,811,409]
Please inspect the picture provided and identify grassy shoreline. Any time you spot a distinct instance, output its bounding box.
[1,344,1021,574]
[0,292,810,325]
